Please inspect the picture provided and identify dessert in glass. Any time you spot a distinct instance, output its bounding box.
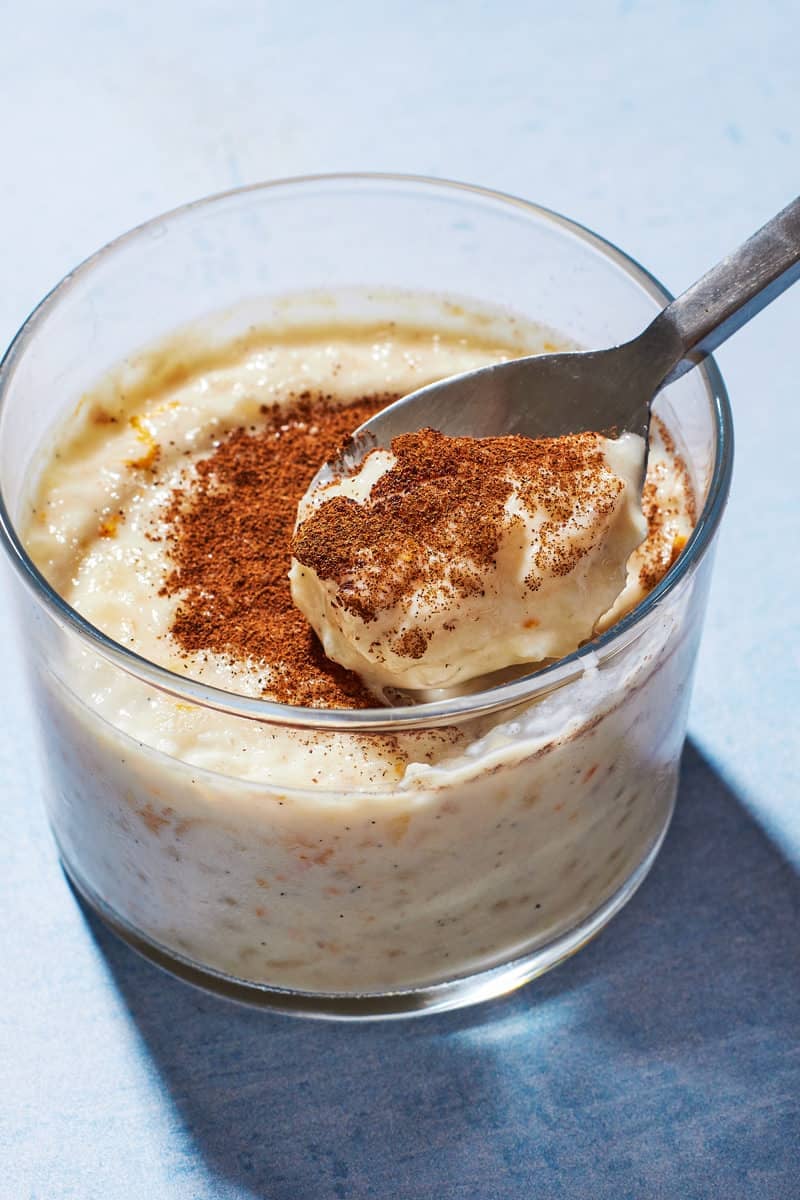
[0,177,732,1017]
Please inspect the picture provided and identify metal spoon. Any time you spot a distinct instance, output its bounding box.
[316,195,800,486]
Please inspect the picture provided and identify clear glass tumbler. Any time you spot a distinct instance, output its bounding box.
[0,176,732,1017]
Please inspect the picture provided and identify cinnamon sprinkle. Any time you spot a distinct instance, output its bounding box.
[157,395,692,707]
[291,428,625,628]
[159,393,392,708]
[638,420,697,593]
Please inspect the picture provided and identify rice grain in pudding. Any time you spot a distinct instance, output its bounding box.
[24,300,696,993]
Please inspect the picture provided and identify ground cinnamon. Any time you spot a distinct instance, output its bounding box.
[159,395,689,706]
[159,392,392,707]
[291,428,625,639]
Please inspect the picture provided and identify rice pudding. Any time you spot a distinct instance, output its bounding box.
[22,303,696,994]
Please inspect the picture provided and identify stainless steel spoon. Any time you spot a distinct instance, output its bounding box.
[316,195,800,486]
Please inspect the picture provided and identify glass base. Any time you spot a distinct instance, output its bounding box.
[60,808,672,1020]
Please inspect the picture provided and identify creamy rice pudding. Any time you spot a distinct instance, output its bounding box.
[23,304,696,994]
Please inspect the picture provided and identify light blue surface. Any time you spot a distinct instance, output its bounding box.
[1,2,798,1197]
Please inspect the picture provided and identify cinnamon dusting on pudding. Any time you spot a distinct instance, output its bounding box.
[159,392,391,708]
[292,428,627,633]
[157,385,691,705]
[637,422,697,594]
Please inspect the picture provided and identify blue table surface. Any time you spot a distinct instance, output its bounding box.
[1,3,798,1197]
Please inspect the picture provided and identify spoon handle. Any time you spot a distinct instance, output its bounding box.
[640,194,800,386]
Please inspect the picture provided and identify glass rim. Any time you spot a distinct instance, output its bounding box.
[0,172,734,732]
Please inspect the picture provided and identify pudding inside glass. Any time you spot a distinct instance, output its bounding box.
[22,298,694,994]
[0,177,730,1016]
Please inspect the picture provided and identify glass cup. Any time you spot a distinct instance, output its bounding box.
[0,176,732,1017]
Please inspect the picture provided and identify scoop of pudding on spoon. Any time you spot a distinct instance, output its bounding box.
[290,196,800,698]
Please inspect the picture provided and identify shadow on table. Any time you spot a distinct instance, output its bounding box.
[80,741,800,1200]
